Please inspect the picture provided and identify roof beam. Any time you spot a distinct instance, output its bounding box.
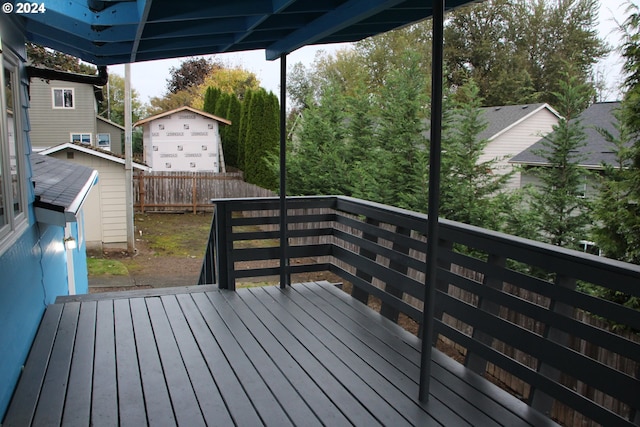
[265,0,405,60]
[130,0,153,62]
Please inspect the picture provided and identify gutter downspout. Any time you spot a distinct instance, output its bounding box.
[420,0,445,402]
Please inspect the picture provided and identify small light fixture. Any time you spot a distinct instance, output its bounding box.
[64,236,77,250]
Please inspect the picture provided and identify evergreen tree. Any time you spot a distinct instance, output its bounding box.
[590,3,640,265]
[237,89,253,171]
[286,79,350,196]
[243,90,280,189]
[353,50,428,209]
[592,108,640,263]
[224,94,242,169]
[439,80,514,229]
[202,87,221,114]
[527,73,592,248]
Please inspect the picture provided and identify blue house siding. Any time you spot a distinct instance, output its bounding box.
[71,211,89,295]
[0,15,91,419]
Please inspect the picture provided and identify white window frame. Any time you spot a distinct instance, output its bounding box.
[0,44,29,255]
[70,132,91,145]
[52,87,74,109]
[97,133,111,150]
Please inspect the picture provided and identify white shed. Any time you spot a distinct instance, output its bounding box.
[40,142,149,251]
[135,106,230,172]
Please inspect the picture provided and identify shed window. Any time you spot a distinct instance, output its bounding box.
[52,88,74,109]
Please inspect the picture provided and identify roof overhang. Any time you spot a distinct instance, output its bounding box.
[31,154,99,227]
[19,0,480,66]
[40,142,151,171]
[134,105,231,127]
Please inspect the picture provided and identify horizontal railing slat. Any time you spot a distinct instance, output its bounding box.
[201,195,640,427]
[437,269,640,361]
[435,321,636,427]
[436,292,639,407]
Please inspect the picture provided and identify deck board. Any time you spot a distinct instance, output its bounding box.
[3,281,559,427]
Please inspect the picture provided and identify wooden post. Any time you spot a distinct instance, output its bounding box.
[379,225,412,322]
[192,174,197,214]
[530,274,577,417]
[352,218,380,305]
[139,172,145,213]
[465,254,506,375]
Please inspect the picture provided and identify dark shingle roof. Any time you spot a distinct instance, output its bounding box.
[478,103,556,141]
[31,154,97,214]
[510,102,623,168]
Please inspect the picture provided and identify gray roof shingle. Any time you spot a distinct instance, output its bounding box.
[478,103,553,141]
[31,154,97,214]
[510,101,623,168]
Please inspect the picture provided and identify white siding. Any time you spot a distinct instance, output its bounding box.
[48,150,128,249]
[142,112,221,172]
[479,108,559,191]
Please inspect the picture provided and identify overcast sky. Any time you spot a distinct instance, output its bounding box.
[109,0,632,105]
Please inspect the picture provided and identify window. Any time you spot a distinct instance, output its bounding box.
[0,45,28,253]
[577,175,587,199]
[52,88,74,109]
[71,133,91,144]
[97,133,111,151]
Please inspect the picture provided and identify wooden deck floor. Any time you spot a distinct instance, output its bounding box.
[4,281,557,426]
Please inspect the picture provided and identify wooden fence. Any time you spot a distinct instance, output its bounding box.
[133,171,275,213]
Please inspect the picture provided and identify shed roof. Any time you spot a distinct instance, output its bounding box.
[30,154,98,225]
[20,0,480,65]
[97,115,126,130]
[40,142,150,171]
[510,102,624,169]
[134,106,231,127]
[478,103,561,141]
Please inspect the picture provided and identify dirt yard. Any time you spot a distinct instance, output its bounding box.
[88,212,213,291]
[89,211,341,291]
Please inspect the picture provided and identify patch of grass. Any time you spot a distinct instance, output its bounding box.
[87,258,129,276]
[136,212,213,257]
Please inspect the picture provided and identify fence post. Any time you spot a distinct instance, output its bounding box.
[352,218,380,304]
[464,253,506,375]
[426,238,452,340]
[139,172,145,213]
[379,225,411,322]
[192,174,197,214]
[215,202,235,290]
[530,274,576,417]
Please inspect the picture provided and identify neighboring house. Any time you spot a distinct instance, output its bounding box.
[97,115,125,154]
[510,101,623,199]
[28,76,124,154]
[135,106,230,172]
[40,142,149,251]
[477,103,561,190]
[0,16,101,415]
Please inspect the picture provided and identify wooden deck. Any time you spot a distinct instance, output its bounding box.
[4,282,557,426]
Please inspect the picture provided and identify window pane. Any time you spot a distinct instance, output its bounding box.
[97,133,111,150]
[63,89,73,108]
[54,89,63,107]
[0,64,6,229]
[6,65,21,216]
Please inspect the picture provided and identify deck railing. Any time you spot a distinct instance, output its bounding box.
[199,195,640,426]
